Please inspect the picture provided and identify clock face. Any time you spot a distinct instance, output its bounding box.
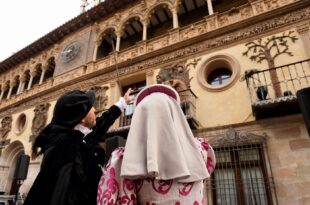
[61,41,81,63]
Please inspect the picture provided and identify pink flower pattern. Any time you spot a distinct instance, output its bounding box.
[97,140,216,205]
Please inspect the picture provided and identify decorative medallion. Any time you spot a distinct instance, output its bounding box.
[61,41,81,63]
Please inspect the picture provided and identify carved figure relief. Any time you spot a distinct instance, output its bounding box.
[156,62,192,107]
[29,103,50,143]
[0,116,13,141]
[0,116,13,154]
[89,86,109,116]
[243,30,298,97]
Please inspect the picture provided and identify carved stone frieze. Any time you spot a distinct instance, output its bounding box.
[29,103,50,143]
[207,127,267,147]
[265,0,280,10]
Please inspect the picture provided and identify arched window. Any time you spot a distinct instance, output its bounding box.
[178,0,210,27]
[3,81,10,99]
[96,29,116,59]
[11,75,20,96]
[147,5,173,40]
[32,64,42,86]
[44,57,56,80]
[213,0,248,13]
[120,17,143,51]
[23,70,31,90]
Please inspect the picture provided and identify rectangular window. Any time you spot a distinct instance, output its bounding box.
[120,81,146,127]
[210,143,274,205]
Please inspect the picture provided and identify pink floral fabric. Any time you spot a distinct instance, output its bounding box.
[97,138,215,205]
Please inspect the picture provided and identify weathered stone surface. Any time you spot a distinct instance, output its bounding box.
[290,139,310,151]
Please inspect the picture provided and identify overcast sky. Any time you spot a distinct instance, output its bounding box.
[0,0,83,62]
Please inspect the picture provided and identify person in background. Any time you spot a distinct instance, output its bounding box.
[24,88,131,205]
[97,84,216,205]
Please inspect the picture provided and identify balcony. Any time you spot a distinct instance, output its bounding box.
[244,59,310,119]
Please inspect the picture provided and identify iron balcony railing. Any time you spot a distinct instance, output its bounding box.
[119,88,198,128]
[244,59,310,107]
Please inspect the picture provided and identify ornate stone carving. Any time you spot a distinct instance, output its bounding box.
[156,62,192,104]
[156,62,190,86]
[252,1,265,14]
[0,116,12,156]
[89,86,109,115]
[208,127,267,147]
[241,6,252,18]
[185,58,201,70]
[29,103,50,143]
[0,116,13,141]
[265,0,280,10]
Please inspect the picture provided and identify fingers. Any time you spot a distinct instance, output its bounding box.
[124,88,133,104]
[125,88,132,96]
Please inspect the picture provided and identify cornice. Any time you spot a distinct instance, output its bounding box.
[0,3,310,118]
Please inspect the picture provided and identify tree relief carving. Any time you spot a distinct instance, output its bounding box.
[243,30,298,97]
[29,103,50,143]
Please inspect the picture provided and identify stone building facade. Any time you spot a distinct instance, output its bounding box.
[0,0,310,204]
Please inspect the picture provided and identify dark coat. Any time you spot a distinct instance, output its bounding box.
[24,105,121,205]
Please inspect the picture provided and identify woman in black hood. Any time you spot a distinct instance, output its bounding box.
[24,89,131,205]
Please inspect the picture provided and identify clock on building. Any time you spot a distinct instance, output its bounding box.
[61,41,81,63]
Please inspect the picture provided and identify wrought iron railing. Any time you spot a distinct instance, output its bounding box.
[244,59,310,106]
[118,88,198,128]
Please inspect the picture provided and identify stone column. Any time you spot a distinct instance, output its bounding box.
[93,40,100,61]
[0,86,4,101]
[172,8,179,29]
[296,23,310,58]
[206,0,214,15]
[110,82,121,129]
[142,20,148,41]
[18,76,26,94]
[115,32,121,52]
[146,69,155,85]
[39,67,47,85]
[27,72,35,90]
[17,78,23,95]
[6,82,13,99]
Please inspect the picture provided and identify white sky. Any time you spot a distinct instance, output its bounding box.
[0,0,82,62]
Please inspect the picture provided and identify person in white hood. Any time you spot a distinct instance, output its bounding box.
[97,84,216,205]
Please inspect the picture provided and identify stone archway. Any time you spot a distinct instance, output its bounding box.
[0,140,25,195]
